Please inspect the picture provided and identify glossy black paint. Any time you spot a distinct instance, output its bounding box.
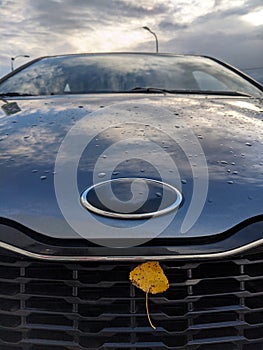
[1,51,263,253]
[0,93,262,246]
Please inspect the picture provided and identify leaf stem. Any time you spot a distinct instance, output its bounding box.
[146,289,156,330]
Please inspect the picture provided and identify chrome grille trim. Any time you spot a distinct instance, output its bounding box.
[0,238,263,261]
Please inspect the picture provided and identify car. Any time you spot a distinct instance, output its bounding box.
[0,52,262,349]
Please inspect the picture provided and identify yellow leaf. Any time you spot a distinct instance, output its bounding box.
[129,261,169,329]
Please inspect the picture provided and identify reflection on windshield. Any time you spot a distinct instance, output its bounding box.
[0,54,261,97]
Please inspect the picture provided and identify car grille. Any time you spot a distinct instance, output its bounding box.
[0,250,262,350]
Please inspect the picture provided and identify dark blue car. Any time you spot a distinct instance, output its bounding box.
[0,53,262,349]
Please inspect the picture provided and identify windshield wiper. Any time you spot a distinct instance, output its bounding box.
[128,87,173,93]
[0,92,35,97]
[127,87,253,97]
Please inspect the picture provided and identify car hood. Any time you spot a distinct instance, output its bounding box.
[0,94,262,243]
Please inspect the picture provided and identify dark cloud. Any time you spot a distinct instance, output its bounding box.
[160,22,263,70]
[245,0,263,8]
[141,1,263,72]
[158,20,188,31]
[27,0,171,31]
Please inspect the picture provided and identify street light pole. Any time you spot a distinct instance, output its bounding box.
[11,55,30,71]
[143,26,159,53]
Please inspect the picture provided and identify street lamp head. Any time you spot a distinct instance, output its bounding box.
[10,55,30,71]
[142,26,152,33]
[14,54,30,59]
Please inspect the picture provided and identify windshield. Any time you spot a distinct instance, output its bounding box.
[0,53,262,97]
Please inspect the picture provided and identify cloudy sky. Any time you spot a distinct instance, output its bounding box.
[0,0,262,81]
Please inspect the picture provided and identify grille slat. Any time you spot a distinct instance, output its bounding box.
[189,335,246,345]
[189,320,246,330]
[0,251,263,349]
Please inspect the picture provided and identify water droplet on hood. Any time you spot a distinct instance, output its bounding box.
[181,179,187,184]
[40,176,47,180]
[98,172,106,178]
[245,142,252,146]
